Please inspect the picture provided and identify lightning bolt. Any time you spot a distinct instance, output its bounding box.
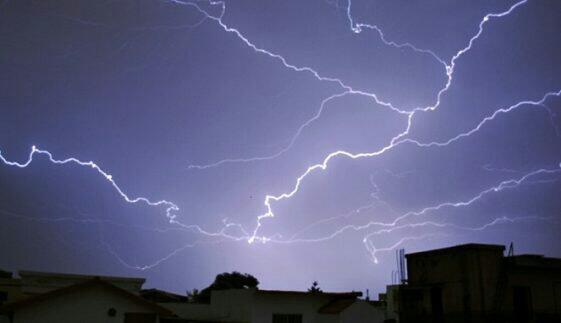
[163,0,536,243]
[242,0,552,243]
[265,166,560,244]
[2,0,558,270]
[0,145,256,243]
[263,165,559,264]
[250,86,560,243]
[186,0,528,170]
[0,145,180,221]
[363,215,553,264]
[364,234,447,265]
[344,0,448,67]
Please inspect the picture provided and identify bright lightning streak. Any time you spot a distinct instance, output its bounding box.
[184,0,450,171]
[0,146,180,221]
[187,91,351,170]
[402,90,561,149]
[250,86,558,243]
[364,215,554,264]
[167,0,353,89]
[166,0,532,243]
[102,238,227,271]
[0,145,255,243]
[345,0,448,67]
[3,154,557,270]
[1,0,555,270]
[244,0,543,243]
[186,0,527,170]
[267,166,561,245]
[364,234,447,264]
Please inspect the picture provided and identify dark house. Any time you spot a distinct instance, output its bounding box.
[391,243,561,323]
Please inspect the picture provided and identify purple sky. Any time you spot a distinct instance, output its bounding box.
[1,0,561,295]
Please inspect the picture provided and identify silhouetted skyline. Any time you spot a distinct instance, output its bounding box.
[1,0,560,294]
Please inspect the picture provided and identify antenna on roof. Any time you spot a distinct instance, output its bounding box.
[392,249,407,284]
[508,242,514,257]
[395,248,407,284]
[395,250,401,284]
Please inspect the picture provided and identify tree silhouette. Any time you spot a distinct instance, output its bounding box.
[196,271,259,303]
[308,281,322,293]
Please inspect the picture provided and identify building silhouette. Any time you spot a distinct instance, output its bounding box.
[0,270,381,322]
[1,243,560,322]
[385,243,561,323]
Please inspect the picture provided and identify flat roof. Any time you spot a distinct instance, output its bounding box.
[507,255,561,268]
[406,243,505,258]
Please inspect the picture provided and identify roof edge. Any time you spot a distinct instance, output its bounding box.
[4,278,173,316]
[406,243,505,258]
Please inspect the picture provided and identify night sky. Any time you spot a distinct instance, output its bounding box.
[1,0,561,295]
